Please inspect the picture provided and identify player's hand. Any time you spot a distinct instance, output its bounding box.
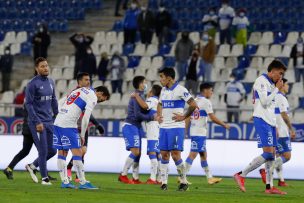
[154,114,163,123]
[172,113,185,122]
[275,79,284,89]
[130,92,139,98]
[97,125,105,135]
[290,129,296,140]
[224,123,230,130]
[36,123,44,132]
[80,137,85,146]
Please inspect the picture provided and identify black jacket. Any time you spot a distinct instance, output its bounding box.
[290,44,304,67]
[97,58,109,79]
[137,10,155,31]
[155,10,171,35]
[70,34,93,61]
[0,54,14,73]
[80,53,97,75]
[32,31,51,59]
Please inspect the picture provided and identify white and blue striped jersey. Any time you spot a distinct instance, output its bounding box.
[159,82,193,129]
[275,92,290,138]
[252,73,278,126]
[190,96,213,137]
[146,96,159,140]
[225,81,246,106]
[54,87,97,128]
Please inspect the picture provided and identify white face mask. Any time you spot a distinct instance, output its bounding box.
[202,34,209,41]
[5,50,10,54]
[159,7,165,12]
[131,3,137,9]
[209,11,215,15]
[87,50,92,54]
[239,12,245,17]
[141,6,146,11]
[222,4,228,8]
[143,83,148,92]
[39,28,44,32]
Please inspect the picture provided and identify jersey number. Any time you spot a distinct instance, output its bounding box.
[67,92,80,105]
[193,109,200,120]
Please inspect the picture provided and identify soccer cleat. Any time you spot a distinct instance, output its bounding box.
[132,178,143,184]
[3,168,13,180]
[160,184,168,190]
[67,169,72,181]
[48,175,57,181]
[118,174,133,184]
[259,169,266,184]
[177,183,189,191]
[177,177,192,185]
[234,173,246,192]
[265,187,287,195]
[278,181,289,187]
[146,178,159,185]
[61,182,75,189]
[208,177,222,185]
[41,178,52,185]
[25,164,38,183]
[79,181,99,190]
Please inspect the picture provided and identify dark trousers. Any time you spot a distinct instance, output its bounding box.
[295,67,304,82]
[29,123,56,178]
[111,79,123,94]
[1,72,11,92]
[115,0,128,15]
[73,59,83,79]
[124,29,137,44]
[220,28,232,44]
[227,105,239,123]
[140,30,153,45]
[158,26,169,47]
[8,132,34,169]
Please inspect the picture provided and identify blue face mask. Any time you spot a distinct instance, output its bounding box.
[143,83,148,92]
[202,35,209,41]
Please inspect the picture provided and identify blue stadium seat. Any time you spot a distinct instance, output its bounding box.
[243,83,254,94]
[164,56,176,67]
[123,44,135,55]
[237,56,250,69]
[59,20,68,32]
[21,42,32,55]
[273,32,287,44]
[128,56,141,68]
[275,57,289,67]
[112,20,124,32]
[232,68,246,81]
[0,31,5,41]
[148,0,158,9]
[158,44,171,55]
[244,44,257,56]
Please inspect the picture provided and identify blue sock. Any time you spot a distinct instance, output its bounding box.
[201,160,208,168]
[186,157,193,165]
[175,159,183,166]
[149,154,157,160]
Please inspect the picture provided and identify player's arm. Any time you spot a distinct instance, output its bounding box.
[51,80,59,117]
[89,114,104,135]
[208,113,230,129]
[173,98,197,121]
[156,102,163,123]
[133,99,155,121]
[256,79,283,107]
[281,112,296,139]
[80,96,97,141]
[25,82,41,126]
[131,92,148,110]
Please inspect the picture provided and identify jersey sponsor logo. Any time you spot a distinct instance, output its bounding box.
[61,135,71,146]
[67,92,80,105]
[81,88,89,94]
[184,92,189,98]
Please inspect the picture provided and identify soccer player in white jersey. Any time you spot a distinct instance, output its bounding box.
[259,78,296,187]
[157,67,198,191]
[234,60,287,195]
[53,86,110,189]
[132,84,163,184]
[185,83,230,184]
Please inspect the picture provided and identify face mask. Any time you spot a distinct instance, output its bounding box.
[5,50,10,54]
[222,4,228,8]
[159,7,165,12]
[78,37,84,42]
[202,34,209,41]
[209,11,215,15]
[39,28,44,32]
[131,3,137,9]
[239,12,245,17]
[143,83,148,92]
[87,50,92,54]
[141,6,146,11]
[229,77,234,82]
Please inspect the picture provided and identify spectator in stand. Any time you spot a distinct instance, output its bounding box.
[218,0,235,44]
[123,0,140,44]
[185,50,203,96]
[80,47,97,81]
[137,3,155,46]
[175,31,194,81]
[14,87,26,117]
[232,8,250,47]
[0,46,14,92]
[290,37,304,82]
[155,4,171,47]
[32,25,51,61]
[224,73,246,123]
[70,33,94,79]
[202,7,218,39]
[200,33,216,82]
[97,52,109,82]
[107,52,126,94]
[115,0,129,16]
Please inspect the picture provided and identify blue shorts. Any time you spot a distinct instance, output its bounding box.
[53,126,81,150]
[276,137,292,154]
[159,128,184,151]
[147,140,159,154]
[122,124,144,151]
[190,136,207,152]
[254,117,277,148]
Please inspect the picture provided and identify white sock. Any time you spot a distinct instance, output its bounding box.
[201,161,212,179]
[149,154,158,181]
[275,157,285,182]
[160,159,169,184]
[265,160,274,187]
[30,163,37,170]
[73,156,86,185]
[175,159,187,184]
[132,162,140,180]
[240,155,266,177]
[57,155,68,184]
[185,157,193,173]
[121,153,137,176]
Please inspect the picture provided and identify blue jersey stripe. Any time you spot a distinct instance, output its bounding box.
[148,109,157,116]
[162,100,185,109]
[74,97,86,111]
[200,110,207,117]
[275,107,280,114]
[254,90,271,99]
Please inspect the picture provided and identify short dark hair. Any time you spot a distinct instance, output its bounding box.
[282,78,288,84]
[158,67,175,79]
[200,82,213,92]
[267,60,287,72]
[94,86,110,99]
[76,72,90,82]
[132,76,145,89]
[35,57,47,67]
[151,84,162,97]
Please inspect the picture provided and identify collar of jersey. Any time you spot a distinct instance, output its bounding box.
[37,75,48,80]
[197,95,205,98]
[151,96,159,99]
[166,81,178,91]
[278,91,286,97]
[261,73,274,85]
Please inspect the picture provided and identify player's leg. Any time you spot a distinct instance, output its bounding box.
[275,137,292,186]
[184,136,200,173]
[44,124,57,181]
[146,139,159,184]
[159,128,170,190]
[199,151,222,184]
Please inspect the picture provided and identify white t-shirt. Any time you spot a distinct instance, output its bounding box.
[202,14,218,31]
[226,81,246,106]
[232,16,249,30]
[252,74,278,126]
[159,82,193,129]
[275,93,290,138]
[190,96,213,136]
[55,87,97,128]
[218,6,235,30]
[146,96,159,140]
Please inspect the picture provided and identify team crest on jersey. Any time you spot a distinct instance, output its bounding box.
[184,92,189,97]
[67,92,80,105]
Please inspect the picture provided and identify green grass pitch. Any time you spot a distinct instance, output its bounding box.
[0,172,303,203]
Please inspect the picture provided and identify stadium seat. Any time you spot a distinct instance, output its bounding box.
[94,31,106,45]
[146,69,159,81]
[217,44,231,57]
[273,32,287,44]
[164,57,176,67]
[127,56,140,68]
[56,80,68,93]
[62,68,74,80]
[151,56,164,70]
[291,82,304,96]
[67,80,77,91]
[124,69,134,81]
[108,93,121,106]
[214,57,225,69]
[284,69,296,83]
[262,57,275,71]
[10,43,21,55]
[117,32,124,44]
[269,44,282,57]
[259,32,274,44]
[158,44,171,55]
[230,44,244,57]
[213,82,226,95]
[248,32,262,45]
[51,68,63,80]
[113,109,126,119]
[132,43,146,56]
[100,44,110,54]
[255,45,269,56]
[16,31,27,43]
[237,56,250,69]
[138,57,151,70]
[280,45,292,57]
[100,108,114,119]
[112,20,123,32]
[122,43,134,56]
[189,32,200,44]
[121,93,131,105]
[226,57,238,69]
[105,31,118,44]
[243,69,258,82]
[110,44,123,55]
[145,44,158,56]
[134,68,146,77]
[4,31,16,44]
[240,110,253,122]
[293,110,304,123]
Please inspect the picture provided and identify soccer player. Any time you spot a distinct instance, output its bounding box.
[118,76,160,184]
[234,60,287,195]
[157,67,197,191]
[184,83,230,185]
[54,85,110,189]
[63,73,105,181]
[25,57,58,185]
[132,84,163,184]
[259,78,296,186]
